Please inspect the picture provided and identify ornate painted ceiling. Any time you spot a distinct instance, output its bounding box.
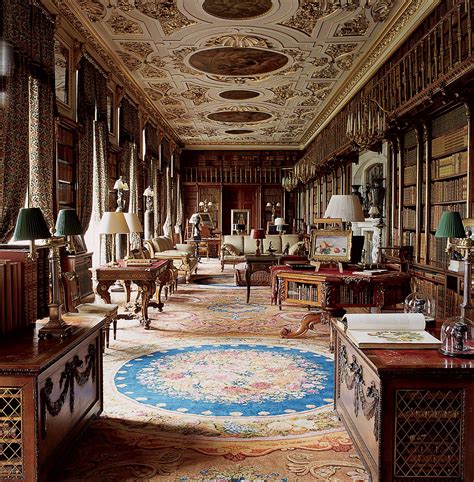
[55,0,433,149]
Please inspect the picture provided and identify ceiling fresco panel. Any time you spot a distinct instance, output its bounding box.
[57,0,434,148]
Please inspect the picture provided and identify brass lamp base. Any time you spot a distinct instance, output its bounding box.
[38,303,72,339]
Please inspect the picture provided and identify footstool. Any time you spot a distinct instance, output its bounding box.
[234,262,272,286]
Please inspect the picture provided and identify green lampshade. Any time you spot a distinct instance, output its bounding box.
[435,212,466,238]
[55,208,84,236]
[13,207,51,241]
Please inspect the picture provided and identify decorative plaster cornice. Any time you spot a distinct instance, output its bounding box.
[52,0,182,145]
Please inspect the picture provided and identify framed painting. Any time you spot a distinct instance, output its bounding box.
[231,209,250,234]
[310,230,352,263]
[54,37,70,106]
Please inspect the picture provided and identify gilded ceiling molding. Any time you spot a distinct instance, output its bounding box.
[148,82,172,93]
[76,0,106,22]
[312,63,339,79]
[268,84,298,106]
[181,85,209,106]
[120,41,153,59]
[134,0,197,36]
[325,43,358,59]
[372,0,396,22]
[144,87,162,101]
[106,13,143,34]
[205,34,271,49]
[117,51,142,70]
[140,64,167,78]
[301,0,425,146]
[52,0,180,144]
[335,13,370,36]
[279,1,339,36]
[72,40,86,69]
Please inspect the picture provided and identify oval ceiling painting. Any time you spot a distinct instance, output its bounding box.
[208,111,272,123]
[189,48,288,77]
[225,129,254,134]
[202,0,272,20]
[219,90,260,100]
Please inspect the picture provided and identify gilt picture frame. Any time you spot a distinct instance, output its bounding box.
[310,230,352,263]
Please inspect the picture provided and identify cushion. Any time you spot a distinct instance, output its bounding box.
[222,235,244,254]
[281,234,300,248]
[155,236,174,251]
[262,235,282,254]
[243,236,257,254]
[289,241,306,255]
[176,243,194,255]
[223,243,241,256]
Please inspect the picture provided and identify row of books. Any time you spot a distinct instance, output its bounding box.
[403,186,417,204]
[287,282,319,302]
[402,207,416,229]
[402,230,416,251]
[430,203,467,229]
[430,150,467,179]
[338,285,374,305]
[403,164,417,185]
[430,176,467,203]
[432,125,468,158]
[428,233,448,267]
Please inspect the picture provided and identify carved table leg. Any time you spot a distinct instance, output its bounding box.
[135,280,155,329]
[281,312,322,338]
[96,281,114,304]
[124,280,132,303]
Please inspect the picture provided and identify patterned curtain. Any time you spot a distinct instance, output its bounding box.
[174,173,183,242]
[163,167,172,237]
[152,159,161,237]
[29,77,55,228]
[0,0,55,240]
[77,58,97,230]
[128,142,141,248]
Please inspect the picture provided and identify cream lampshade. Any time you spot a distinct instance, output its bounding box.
[99,212,130,264]
[324,195,365,225]
[274,217,286,233]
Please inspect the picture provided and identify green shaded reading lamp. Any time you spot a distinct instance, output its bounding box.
[12,207,51,259]
[55,208,84,253]
[13,207,72,338]
[435,211,474,357]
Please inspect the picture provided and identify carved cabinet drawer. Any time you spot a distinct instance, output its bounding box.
[335,334,380,474]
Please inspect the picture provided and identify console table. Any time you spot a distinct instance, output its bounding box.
[275,268,410,338]
[92,259,172,329]
[332,320,474,481]
[0,318,104,481]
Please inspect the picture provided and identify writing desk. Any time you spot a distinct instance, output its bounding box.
[274,267,411,338]
[91,259,171,329]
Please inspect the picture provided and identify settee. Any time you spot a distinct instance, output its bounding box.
[220,233,303,272]
[143,236,198,283]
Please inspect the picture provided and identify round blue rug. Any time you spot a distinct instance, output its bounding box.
[114,344,333,417]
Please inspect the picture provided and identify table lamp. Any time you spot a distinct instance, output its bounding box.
[435,211,474,357]
[12,207,51,259]
[251,228,265,256]
[274,217,286,233]
[143,186,154,240]
[99,212,130,264]
[13,207,73,338]
[55,208,84,253]
[324,195,365,228]
[124,212,143,258]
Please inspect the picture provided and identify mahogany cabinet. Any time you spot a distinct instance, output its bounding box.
[0,318,104,481]
[333,321,474,482]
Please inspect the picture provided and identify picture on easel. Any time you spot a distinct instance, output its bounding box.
[309,230,352,273]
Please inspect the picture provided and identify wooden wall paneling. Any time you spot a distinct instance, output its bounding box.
[108,148,120,211]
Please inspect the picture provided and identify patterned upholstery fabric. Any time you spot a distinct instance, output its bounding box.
[234,263,271,286]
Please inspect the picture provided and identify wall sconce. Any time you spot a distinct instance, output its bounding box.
[113,176,129,212]
[13,207,71,338]
[199,200,214,213]
[266,201,280,221]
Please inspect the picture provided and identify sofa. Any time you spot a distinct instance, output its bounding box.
[220,233,304,272]
[143,236,198,283]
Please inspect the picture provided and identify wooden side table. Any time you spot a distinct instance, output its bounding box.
[245,254,281,303]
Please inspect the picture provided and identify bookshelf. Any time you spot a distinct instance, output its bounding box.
[57,122,77,210]
[394,104,470,319]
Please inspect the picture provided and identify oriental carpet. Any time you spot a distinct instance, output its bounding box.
[57,260,368,481]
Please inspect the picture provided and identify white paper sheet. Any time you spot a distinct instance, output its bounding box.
[342,313,425,331]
